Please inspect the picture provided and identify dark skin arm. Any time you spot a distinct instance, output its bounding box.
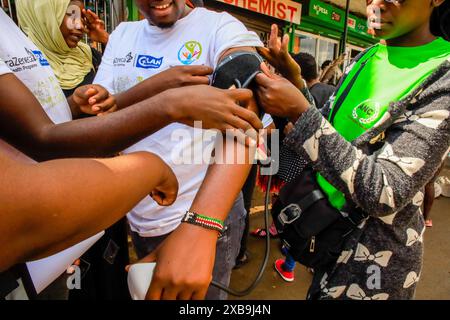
[257,24,304,90]
[0,73,261,161]
[114,65,213,110]
[66,84,117,118]
[0,139,178,272]
[129,47,263,300]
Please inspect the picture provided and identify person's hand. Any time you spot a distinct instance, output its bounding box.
[335,53,347,66]
[146,65,212,96]
[126,223,217,300]
[150,158,178,206]
[83,9,109,45]
[255,63,310,123]
[256,24,303,89]
[164,85,263,140]
[284,122,295,135]
[158,65,212,89]
[72,84,117,116]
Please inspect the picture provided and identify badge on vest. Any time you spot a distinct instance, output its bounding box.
[352,100,382,125]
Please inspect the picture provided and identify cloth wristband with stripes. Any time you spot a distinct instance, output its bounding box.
[181,211,225,234]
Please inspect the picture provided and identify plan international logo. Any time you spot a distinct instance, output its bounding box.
[135,54,163,69]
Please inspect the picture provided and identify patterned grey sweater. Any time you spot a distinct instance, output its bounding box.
[284,58,450,300]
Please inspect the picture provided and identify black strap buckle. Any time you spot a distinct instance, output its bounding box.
[279,203,302,225]
[278,189,325,226]
[341,204,369,226]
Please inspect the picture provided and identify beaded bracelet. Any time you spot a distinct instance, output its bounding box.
[181,211,225,234]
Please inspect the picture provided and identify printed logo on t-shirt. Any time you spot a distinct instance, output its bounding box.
[3,47,38,72]
[135,54,163,69]
[113,52,134,67]
[178,41,202,65]
[352,100,381,125]
[32,50,50,66]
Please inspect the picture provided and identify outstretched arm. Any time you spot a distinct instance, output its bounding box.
[113,65,212,110]
[0,73,261,161]
[0,140,177,272]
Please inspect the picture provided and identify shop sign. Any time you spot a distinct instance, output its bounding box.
[310,0,338,24]
[331,11,341,23]
[356,20,367,33]
[348,17,356,29]
[309,0,369,35]
[216,0,302,24]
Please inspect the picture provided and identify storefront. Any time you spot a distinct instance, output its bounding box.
[1,0,16,22]
[205,0,302,46]
[290,0,377,67]
[84,0,118,33]
[197,0,376,67]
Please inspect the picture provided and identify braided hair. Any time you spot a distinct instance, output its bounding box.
[431,0,450,41]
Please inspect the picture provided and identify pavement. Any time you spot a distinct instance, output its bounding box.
[229,165,450,300]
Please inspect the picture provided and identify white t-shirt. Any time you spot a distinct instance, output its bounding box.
[94,8,263,237]
[0,9,72,124]
[0,58,10,76]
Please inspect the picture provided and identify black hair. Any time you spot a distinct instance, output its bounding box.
[430,0,450,41]
[191,0,204,7]
[321,60,332,70]
[292,52,319,82]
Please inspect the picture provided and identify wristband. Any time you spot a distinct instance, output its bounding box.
[181,211,225,234]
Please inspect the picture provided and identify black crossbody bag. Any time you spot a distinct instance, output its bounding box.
[271,50,375,269]
[272,168,368,268]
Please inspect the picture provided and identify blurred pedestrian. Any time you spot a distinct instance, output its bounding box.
[320,54,345,86]
[293,52,335,109]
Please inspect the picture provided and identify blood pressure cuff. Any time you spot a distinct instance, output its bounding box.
[211,51,264,121]
[211,51,263,91]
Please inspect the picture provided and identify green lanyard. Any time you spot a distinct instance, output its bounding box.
[328,49,377,125]
[316,48,377,210]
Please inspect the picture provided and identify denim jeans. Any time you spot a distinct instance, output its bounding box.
[131,193,246,300]
[284,254,296,272]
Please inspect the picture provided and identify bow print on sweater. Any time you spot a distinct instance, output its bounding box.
[406,227,425,247]
[394,110,449,129]
[319,273,347,299]
[354,243,393,267]
[403,271,420,289]
[303,118,336,162]
[346,284,389,300]
[378,144,425,177]
[341,149,365,195]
